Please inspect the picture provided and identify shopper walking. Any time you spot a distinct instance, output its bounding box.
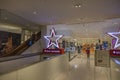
[86,47,90,58]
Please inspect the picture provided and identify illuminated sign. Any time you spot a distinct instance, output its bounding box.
[43,49,64,54]
[108,31,120,49]
[44,28,63,48]
[110,49,120,57]
[43,28,64,54]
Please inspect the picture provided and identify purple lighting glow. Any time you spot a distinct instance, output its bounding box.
[108,31,120,49]
[44,28,63,48]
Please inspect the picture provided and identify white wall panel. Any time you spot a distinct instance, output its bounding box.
[47,18,120,42]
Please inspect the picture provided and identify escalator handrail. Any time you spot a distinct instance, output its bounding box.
[0,31,41,57]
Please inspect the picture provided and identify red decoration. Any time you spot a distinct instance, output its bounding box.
[43,48,64,54]
[110,49,120,57]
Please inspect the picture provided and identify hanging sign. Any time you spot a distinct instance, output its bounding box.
[110,49,120,57]
[43,28,64,54]
[43,48,64,54]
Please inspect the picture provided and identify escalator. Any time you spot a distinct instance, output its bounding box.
[0,31,41,57]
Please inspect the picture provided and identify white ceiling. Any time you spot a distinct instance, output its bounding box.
[0,0,120,40]
[0,0,120,25]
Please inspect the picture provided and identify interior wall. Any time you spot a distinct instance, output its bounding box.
[47,18,120,44]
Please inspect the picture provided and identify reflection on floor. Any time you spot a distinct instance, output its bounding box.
[55,53,114,80]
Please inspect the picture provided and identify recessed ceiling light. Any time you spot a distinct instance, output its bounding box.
[33,11,37,14]
[74,4,82,8]
[78,5,81,7]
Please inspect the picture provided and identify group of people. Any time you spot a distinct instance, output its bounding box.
[77,44,95,58]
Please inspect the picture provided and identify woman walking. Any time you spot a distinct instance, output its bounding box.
[86,47,90,58]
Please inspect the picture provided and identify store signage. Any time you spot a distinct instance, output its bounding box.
[44,28,63,48]
[110,49,120,57]
[95,50,110,67]
[108,31,120,49]
[43,49,64,54]
[43,28,64,54]
[114,59,120,65]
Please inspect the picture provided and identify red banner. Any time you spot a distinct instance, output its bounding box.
[110,49,120,57]
[43,48,64,54]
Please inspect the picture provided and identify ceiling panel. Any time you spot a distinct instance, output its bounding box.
[0,0,120,25]
[0,0,120,39]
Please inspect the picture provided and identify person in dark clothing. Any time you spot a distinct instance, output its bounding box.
[77,45,82,53]
[28,38,33,46]
[86,47,90,58]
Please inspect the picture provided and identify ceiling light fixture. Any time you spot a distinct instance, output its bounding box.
[33,11,37,14]
[74,4,82,8]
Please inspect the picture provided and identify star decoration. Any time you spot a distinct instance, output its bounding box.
[108,31,120,49]
[44,28,63,48]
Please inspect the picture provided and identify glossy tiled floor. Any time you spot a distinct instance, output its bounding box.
[55,53,114,80]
